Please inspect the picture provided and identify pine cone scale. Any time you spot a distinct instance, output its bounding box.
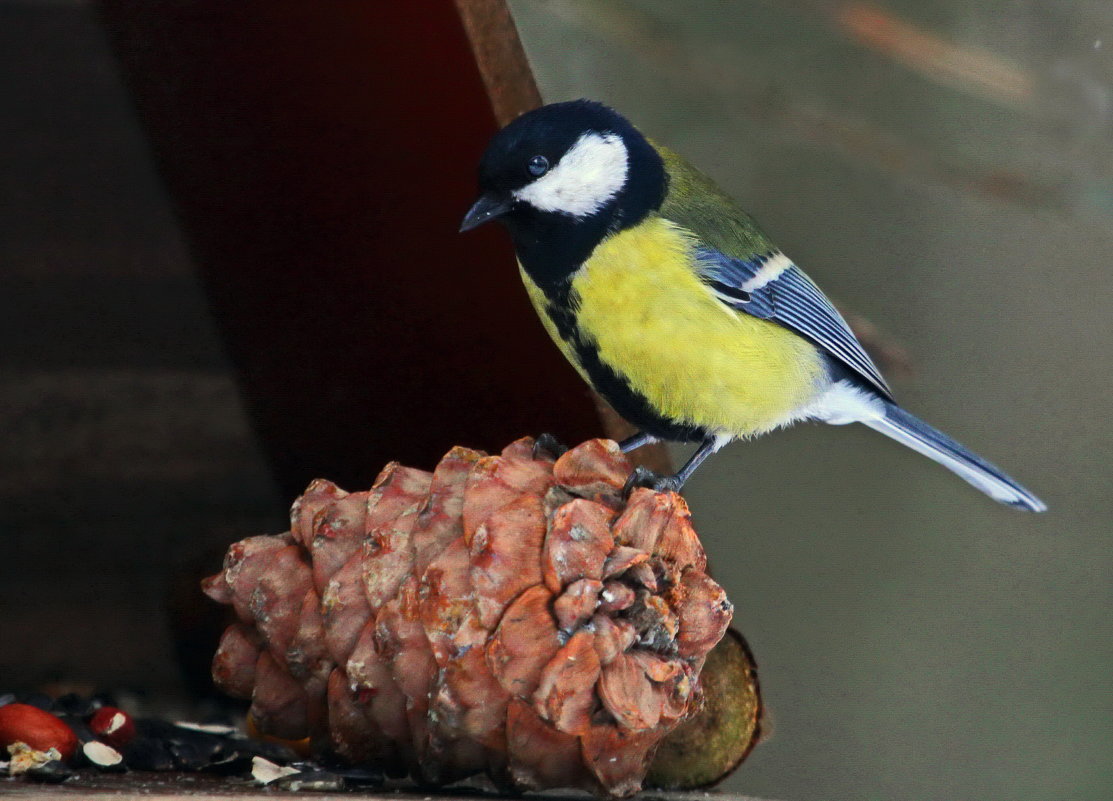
[411,447,481,573]
[361,466,431,612]
[417,537,474,666]
[252,650,310,740]
[290,479,348,549]
[219,535,292,624]
[599,652,662,732]
[506,699,593,791]
[542,498,614,592]
[534,628,600,735]
[553,578,604,631]
[321,553,370,666]
[470,494,548,629]
[581,722,659,797]
[287,588,330,682]
[326,666,384,764]
[344,627,407,743]
[674,571,733,661]
[461,441,553,544]
[211,624,260,699]
[439,633,509,747]
[308,491,370,593]
[486,585,561,699]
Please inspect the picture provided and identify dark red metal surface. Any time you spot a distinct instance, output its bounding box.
[96,1,602,497]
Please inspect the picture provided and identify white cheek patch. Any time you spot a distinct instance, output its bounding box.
[513,132,628,218]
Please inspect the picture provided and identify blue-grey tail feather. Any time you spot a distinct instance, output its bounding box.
[862,402,1047,512]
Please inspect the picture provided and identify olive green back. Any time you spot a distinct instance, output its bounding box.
[653,142,776,260]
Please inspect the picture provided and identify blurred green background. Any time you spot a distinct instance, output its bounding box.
[508,1,1111,799]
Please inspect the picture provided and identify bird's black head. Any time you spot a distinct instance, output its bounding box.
[461,100,667,289]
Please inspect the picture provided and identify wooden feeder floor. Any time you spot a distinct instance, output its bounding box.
[3,773,772,801]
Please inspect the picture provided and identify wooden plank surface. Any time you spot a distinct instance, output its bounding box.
[2,772,774,800]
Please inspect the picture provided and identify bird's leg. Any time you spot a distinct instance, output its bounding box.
[617,431,659,453]
[672,435,721,485]
[531,432,569,460]
[622,435,722,496]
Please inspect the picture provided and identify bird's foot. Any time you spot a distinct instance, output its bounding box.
[616,431,658,453]
[622,466,683,497]
[532,432,569,461]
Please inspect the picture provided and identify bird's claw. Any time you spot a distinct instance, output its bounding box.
[622,466,683,497]
[532,432,569,461]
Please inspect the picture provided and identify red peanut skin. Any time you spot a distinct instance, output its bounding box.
[89,706,137,748]
[0,703,79,760]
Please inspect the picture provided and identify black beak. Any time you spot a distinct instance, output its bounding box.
[460,192,513,232]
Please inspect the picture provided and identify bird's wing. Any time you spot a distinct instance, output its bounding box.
[694,247,894,400]
[653,142,894,401]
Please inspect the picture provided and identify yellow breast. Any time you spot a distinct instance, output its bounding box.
[524,217,827,437]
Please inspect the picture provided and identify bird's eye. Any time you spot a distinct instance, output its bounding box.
[527,155,550,177]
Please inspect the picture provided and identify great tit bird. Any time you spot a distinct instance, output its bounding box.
[461,100,1045,512]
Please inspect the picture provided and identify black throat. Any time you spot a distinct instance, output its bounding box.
[505,136,667,302]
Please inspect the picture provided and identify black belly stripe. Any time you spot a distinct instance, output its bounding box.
[542,293,708,444]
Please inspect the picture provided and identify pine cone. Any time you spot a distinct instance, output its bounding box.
[202,438,734,796]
